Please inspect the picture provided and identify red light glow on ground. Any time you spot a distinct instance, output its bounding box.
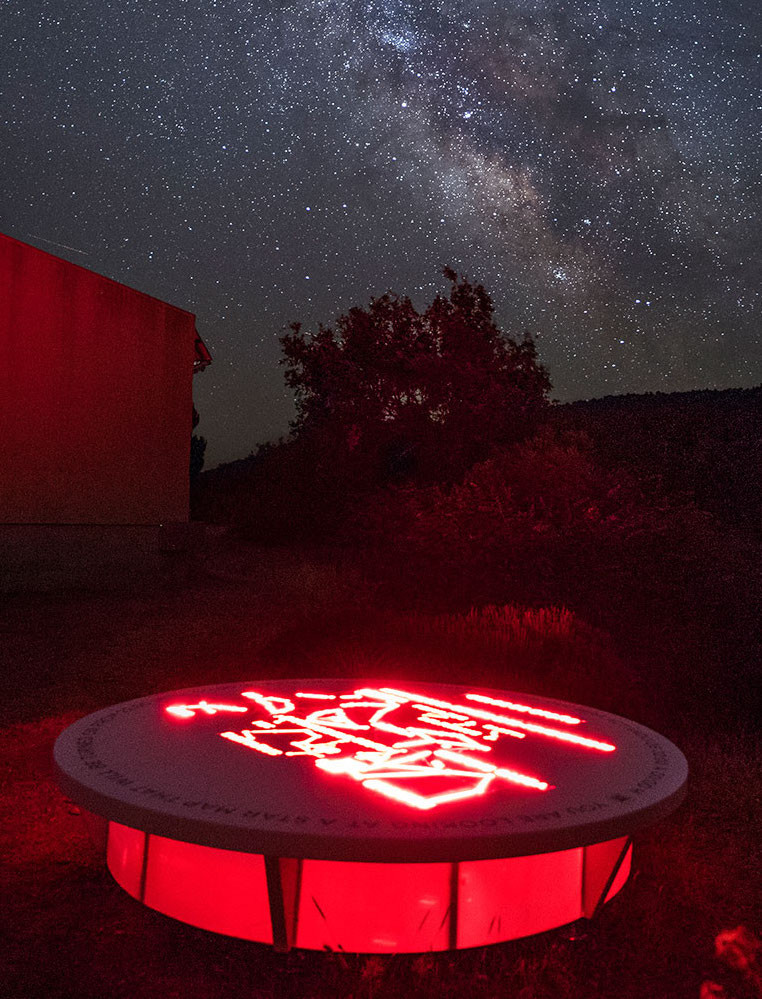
[165,685,616,811]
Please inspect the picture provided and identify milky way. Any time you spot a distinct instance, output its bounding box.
[2,0,760,464]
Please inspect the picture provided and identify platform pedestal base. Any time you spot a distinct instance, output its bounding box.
[105,820,632,953]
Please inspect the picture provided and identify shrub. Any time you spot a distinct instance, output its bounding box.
[347,427,749,631]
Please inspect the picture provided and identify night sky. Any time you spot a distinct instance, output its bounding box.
[2,1,760,466]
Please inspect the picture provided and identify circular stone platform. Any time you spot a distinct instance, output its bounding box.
[54,679,688,952]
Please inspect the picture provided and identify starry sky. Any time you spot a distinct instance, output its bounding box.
[2,0,760,466]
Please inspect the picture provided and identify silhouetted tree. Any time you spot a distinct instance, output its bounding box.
[190,405,206,479]
[281,268,551,482]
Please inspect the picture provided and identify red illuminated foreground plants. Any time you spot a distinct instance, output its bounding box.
[54,680,688,953]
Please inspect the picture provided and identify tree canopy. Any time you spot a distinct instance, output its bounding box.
[281,268,551,481]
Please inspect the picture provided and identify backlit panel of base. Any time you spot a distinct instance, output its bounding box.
[106,820,632,951]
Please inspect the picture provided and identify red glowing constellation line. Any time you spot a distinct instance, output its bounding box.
[165,701,249,720]
[380,689,616,752]
[164,687,617,810]
[465,692,582,725]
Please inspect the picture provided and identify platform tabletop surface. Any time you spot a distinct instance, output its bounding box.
[54,679,688,862]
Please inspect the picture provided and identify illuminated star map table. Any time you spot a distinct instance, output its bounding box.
[54,679,688,952]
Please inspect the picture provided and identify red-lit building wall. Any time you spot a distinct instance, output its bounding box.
[1,233,198,524]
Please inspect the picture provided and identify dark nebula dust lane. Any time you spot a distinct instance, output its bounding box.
[2,0,760,464]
